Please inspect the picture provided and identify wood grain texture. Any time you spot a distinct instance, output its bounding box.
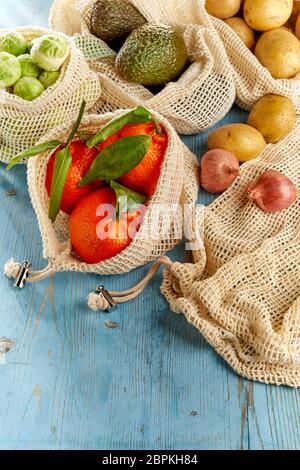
[0,0,299,450]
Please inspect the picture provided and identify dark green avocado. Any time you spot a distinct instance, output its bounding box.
[90,0,147,44]
[115,24,188,86]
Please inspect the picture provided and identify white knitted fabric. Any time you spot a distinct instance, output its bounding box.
[26,109,199,275]
[3,259,21,279]
[162,117,300,388]
[49,0,236,134]
[0,26,101,164]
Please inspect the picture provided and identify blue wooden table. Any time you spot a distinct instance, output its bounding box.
[0,0,299,451]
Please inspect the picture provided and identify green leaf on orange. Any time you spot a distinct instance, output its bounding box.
[65,100,87,147]
[87,106,162,148]
[110,181,147,217]
[6,140,61,170]
[79,134,151,187]
[48,100,86,222]
[48,147,72,222]
[76,129,95,142]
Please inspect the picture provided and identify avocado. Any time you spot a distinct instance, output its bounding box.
[90,0,147,44]
[115,24,188,86]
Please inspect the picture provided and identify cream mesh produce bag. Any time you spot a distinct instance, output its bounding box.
[66,118,300,387]
[0,26,101,164]
[49,0,236,134]
[4,109,199,284]
[211,16,300,111]
[160,118,300,388]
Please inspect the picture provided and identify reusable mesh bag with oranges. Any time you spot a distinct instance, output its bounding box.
[49,0,236,134]
[4,105,198,287]
[208,0,300,111]
[85,116,300,387]
[0,26,101,164]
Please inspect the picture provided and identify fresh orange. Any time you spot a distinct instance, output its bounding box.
[99,130,121,151]
[118,122,168,197]
[93,122,168,197]
[45,140,102,215]
[69,187,145,264]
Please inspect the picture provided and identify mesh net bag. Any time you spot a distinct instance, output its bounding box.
[4,109,199,286]
[211,16,300,112]
[0,26,101,164]
[65,118,300,388]
[49,0,236,134]
[159,117,300,388]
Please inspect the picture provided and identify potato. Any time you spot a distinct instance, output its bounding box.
[247,95,296,143]
[208,124,266,162]
[205,0,241,19]
[255,28,300,78]
[244,0,293,31]
[296,13,300,38]
[225,17,255,50]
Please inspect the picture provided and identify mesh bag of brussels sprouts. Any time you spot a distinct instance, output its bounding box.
[49,0,236,134]
[4,106,199,288]
[0,26,101,164]
[208,2,300,112]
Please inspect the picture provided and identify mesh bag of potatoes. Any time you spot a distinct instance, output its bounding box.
[4,107,199,289]
[0,26,101,164]
[207,0,300,111]
[49,0,236,134]
[160,115,300,388]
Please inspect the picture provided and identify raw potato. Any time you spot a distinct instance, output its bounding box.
[244,0,293,31]
[225,17,255,50]
[255,28,300,79]
[208,124,266,162]
[248,95,296,143]
[296,13,300,39]
[205,0,241,19]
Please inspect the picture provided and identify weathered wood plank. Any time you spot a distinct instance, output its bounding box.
[247,383,300,450]
[0,0,299,452]
[0,163,246,450]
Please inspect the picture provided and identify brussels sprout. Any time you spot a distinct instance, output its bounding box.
[30,34,70,72]
[18,54,42,78]
[0,32,28,56]
[39,70,60,89]
[13,77,45,101]
[0,52,21,87]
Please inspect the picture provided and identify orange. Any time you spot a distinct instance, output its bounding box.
[69,187,145,264]
[118,122,168,197]
[94,122,168,197]
[45,140,102,215]
[99,130,121,151]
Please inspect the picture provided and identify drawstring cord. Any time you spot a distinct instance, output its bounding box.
[4,203,203,310]
[88,207,203,311]
[4,203,203,309]
[4,256,174,312]
[88,256,173,312]
[4,259,54,288]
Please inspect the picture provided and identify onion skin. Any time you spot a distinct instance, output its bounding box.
[246,170,297,213]
[200,149,240,193]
